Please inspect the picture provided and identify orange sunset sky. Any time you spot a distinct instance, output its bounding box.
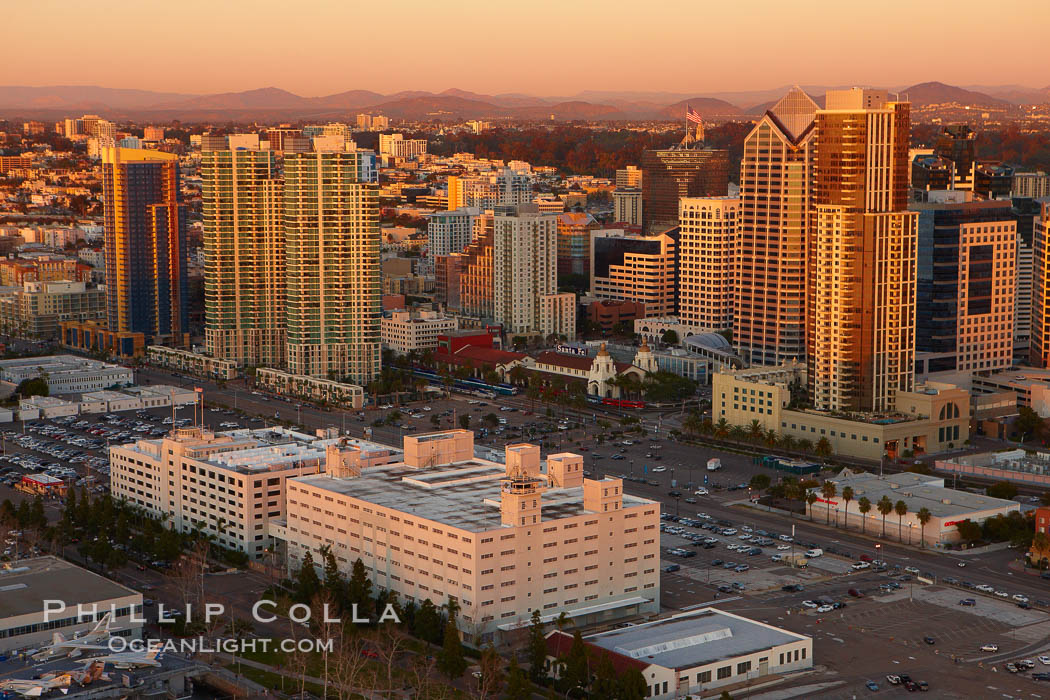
[6,0,1049,96]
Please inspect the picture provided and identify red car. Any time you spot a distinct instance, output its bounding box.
[360,650,379,659]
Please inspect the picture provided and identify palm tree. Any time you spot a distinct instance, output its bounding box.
[682,412,703,437]
[894,500,908,543]
[877,496,894,538]
[764,430,779,448]
[508,364,527,387]
[713,419,730,440]
[815,437,833,460]
[798,437,814,454]
[729,425,748,442]
[916,507,932,549]
[857,497,872,535]
[820,481,837,525]
[780,434,797,453]
[747,419,764,442]
[841,486,854,531]
[805,492,818,521]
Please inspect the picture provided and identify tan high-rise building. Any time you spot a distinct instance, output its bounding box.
[1030,203,1050,367]
[590,229,677,317]
[735,87,816,367]
[202,142,286,367]
[284,151,381,383]
[678,197,739,331]
[807,89,917,412]
[493,209,561,336]
[615,165,643,188]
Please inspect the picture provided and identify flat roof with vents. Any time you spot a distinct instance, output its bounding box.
[0,556,139,619]
[585,608,808,670]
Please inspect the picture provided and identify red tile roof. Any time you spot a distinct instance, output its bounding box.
[545,630,648,675]
[534,351,594,371]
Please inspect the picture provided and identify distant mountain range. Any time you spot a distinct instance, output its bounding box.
[0,81,1044,122]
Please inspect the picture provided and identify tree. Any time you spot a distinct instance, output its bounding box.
[1032,531,1050,566]
[505,657,532,700]
[749,474,771,491]
[815,437,833,459]
[414,599,443,645]
[560,630,589,695]
[747,419,764,442]
[877,496,894,538]
[458,414,471,430]
[483,413,500,429]
[819,481,836,525]
[475,643,505,699]
[895,500,909,542]
[437,618,468,679]
[320,546,344,606]
[914,506,933,549]
[591,654,619,698]
[857,497,872,535]
[956,518,982,543]
[720,692,735,700]
[347,558,373,614]
[620,668,649,700]
[526,609,549,683]
[296,552,321,603]
[1014,405,1045,442]
[16,377,48,398]
[661,329,679,345]
[987,481,1018,500]
[805,492,817,520]
[841,486,854,530]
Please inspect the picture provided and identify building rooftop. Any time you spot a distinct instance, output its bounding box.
[584,608,808,670]
[0,556,139,619]
[293,459,655,532]
[822,468,1020,518]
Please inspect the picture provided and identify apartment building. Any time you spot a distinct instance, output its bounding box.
[612,187,643,226]
[146,345,238,380]
[254,369,364,409]
[0,280,105,340]
[273,430,660,643]
[493,209,561,337]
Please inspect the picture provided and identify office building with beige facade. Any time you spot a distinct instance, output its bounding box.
[713,362,969,461]
[272,430,661,643]
[590,228,677,317]
[678,197,739,331]
[381,310,458,354]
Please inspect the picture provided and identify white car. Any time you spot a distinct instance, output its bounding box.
[976,584,994,593]
[779,534,793,542]
[696,512,711,519]
[801,600,818,609]
[741,526,753,533]
[852,561,871,570]
[694,488,709,496]
[981,644,999,652]
[652,466,667,473]
[738,534,753,540]
[816,605,834,613]
[1012,594,1029,603]
[957,561,966,567]
[995,591,1010,598]
[904,566,920,575]
[1039,655,1050,665]
[422,406,432,411]
[777,544,791,551]
[771,554,783,562]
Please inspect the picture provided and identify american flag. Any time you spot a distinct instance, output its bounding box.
[686,106,703,124]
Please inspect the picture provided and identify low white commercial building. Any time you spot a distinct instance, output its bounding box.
[109,426,336,559]
[381,310,458,354]
[809,469,1021,546]
[0,354,132,393]
[546,608,812,699]
[0,556,143,655]
[255,368,364,409]
[19,395,78,418]
[146,346,237,379]
[273,430,661,644]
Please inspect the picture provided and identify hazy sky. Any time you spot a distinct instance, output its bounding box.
[8,0,1049,96]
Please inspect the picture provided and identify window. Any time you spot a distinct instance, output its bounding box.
[717,666,732,680]
[737,661,751,675]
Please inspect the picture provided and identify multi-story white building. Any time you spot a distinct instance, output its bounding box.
[109,427,394,559]
[147,345,238,380]
[493,209,562,337]
[378,134,427,159]
[254,369,364,409]
[0,354,133,393]
[272,430,660,643]
[381,310,459,354]
[539,292,577,341]
[1014,172,1050,198]
[678,197,739,332]
[427,208,481,268]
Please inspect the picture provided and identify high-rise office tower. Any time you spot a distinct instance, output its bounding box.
[640,127,729,233]
[1012,197,1041,359]
[1030,202,1050,367]
[493,207,562,336]
[914,200,1016,374]
[615,165,643,188]
[101,147,188,344]
[284,151,381,383]
[201,141,286,367]
[678,197,739,331]
[807,89,917,412]
[734,87,816,367]
[590,228,677,317]
[556,212,598,276]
